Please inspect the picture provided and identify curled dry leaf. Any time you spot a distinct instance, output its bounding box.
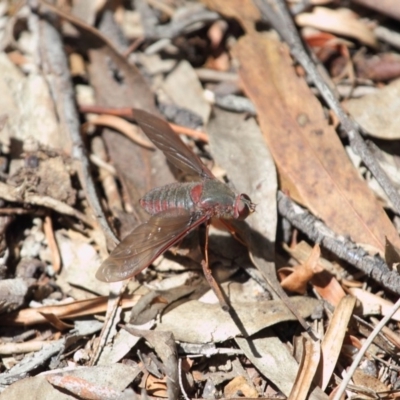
[284,241,346,307]
[279,244,323,294]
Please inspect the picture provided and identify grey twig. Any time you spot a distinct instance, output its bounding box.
[277,191,400,295]
[35,4,118,245]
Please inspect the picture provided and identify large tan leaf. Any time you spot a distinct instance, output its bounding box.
[233,33,400,251]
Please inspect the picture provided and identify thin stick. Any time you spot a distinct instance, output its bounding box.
[332,296,400,400]
[178,358,190,400]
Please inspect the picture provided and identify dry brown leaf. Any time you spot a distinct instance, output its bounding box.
[145,374,168,398]
[233,33,400,251]
[296,7,377,48]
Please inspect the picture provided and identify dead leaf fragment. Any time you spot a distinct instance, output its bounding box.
[200,0,260,33]
[296,7,377,48]
[0,53,68,151]
[47,374,122,400]
[348,287,400,321]
[385,237,400,271]
[355,52,400,81]
[224,375,258,398]
[353,368,389,393]
[162,60,211,124]
[36,157,76,205]
[343,78,400,140]
[351,0,400,22]
[145,374,168,398]
[0,278,30,313]
[236,334,328,400]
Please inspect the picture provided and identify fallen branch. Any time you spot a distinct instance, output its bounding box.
[277,191,400,295]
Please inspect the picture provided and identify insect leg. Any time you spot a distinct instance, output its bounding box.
[201,221,230,312]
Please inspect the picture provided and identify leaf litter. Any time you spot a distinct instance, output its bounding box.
[0,1,400,399]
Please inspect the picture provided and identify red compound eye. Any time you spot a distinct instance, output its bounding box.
[235,194,256,220]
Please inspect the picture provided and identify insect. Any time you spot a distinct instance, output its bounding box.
[96,109,255,309]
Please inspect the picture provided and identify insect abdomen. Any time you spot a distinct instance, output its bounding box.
[140,182,198,215]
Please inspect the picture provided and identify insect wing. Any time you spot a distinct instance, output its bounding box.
[96,209,208,282]
[132,108,214,179]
